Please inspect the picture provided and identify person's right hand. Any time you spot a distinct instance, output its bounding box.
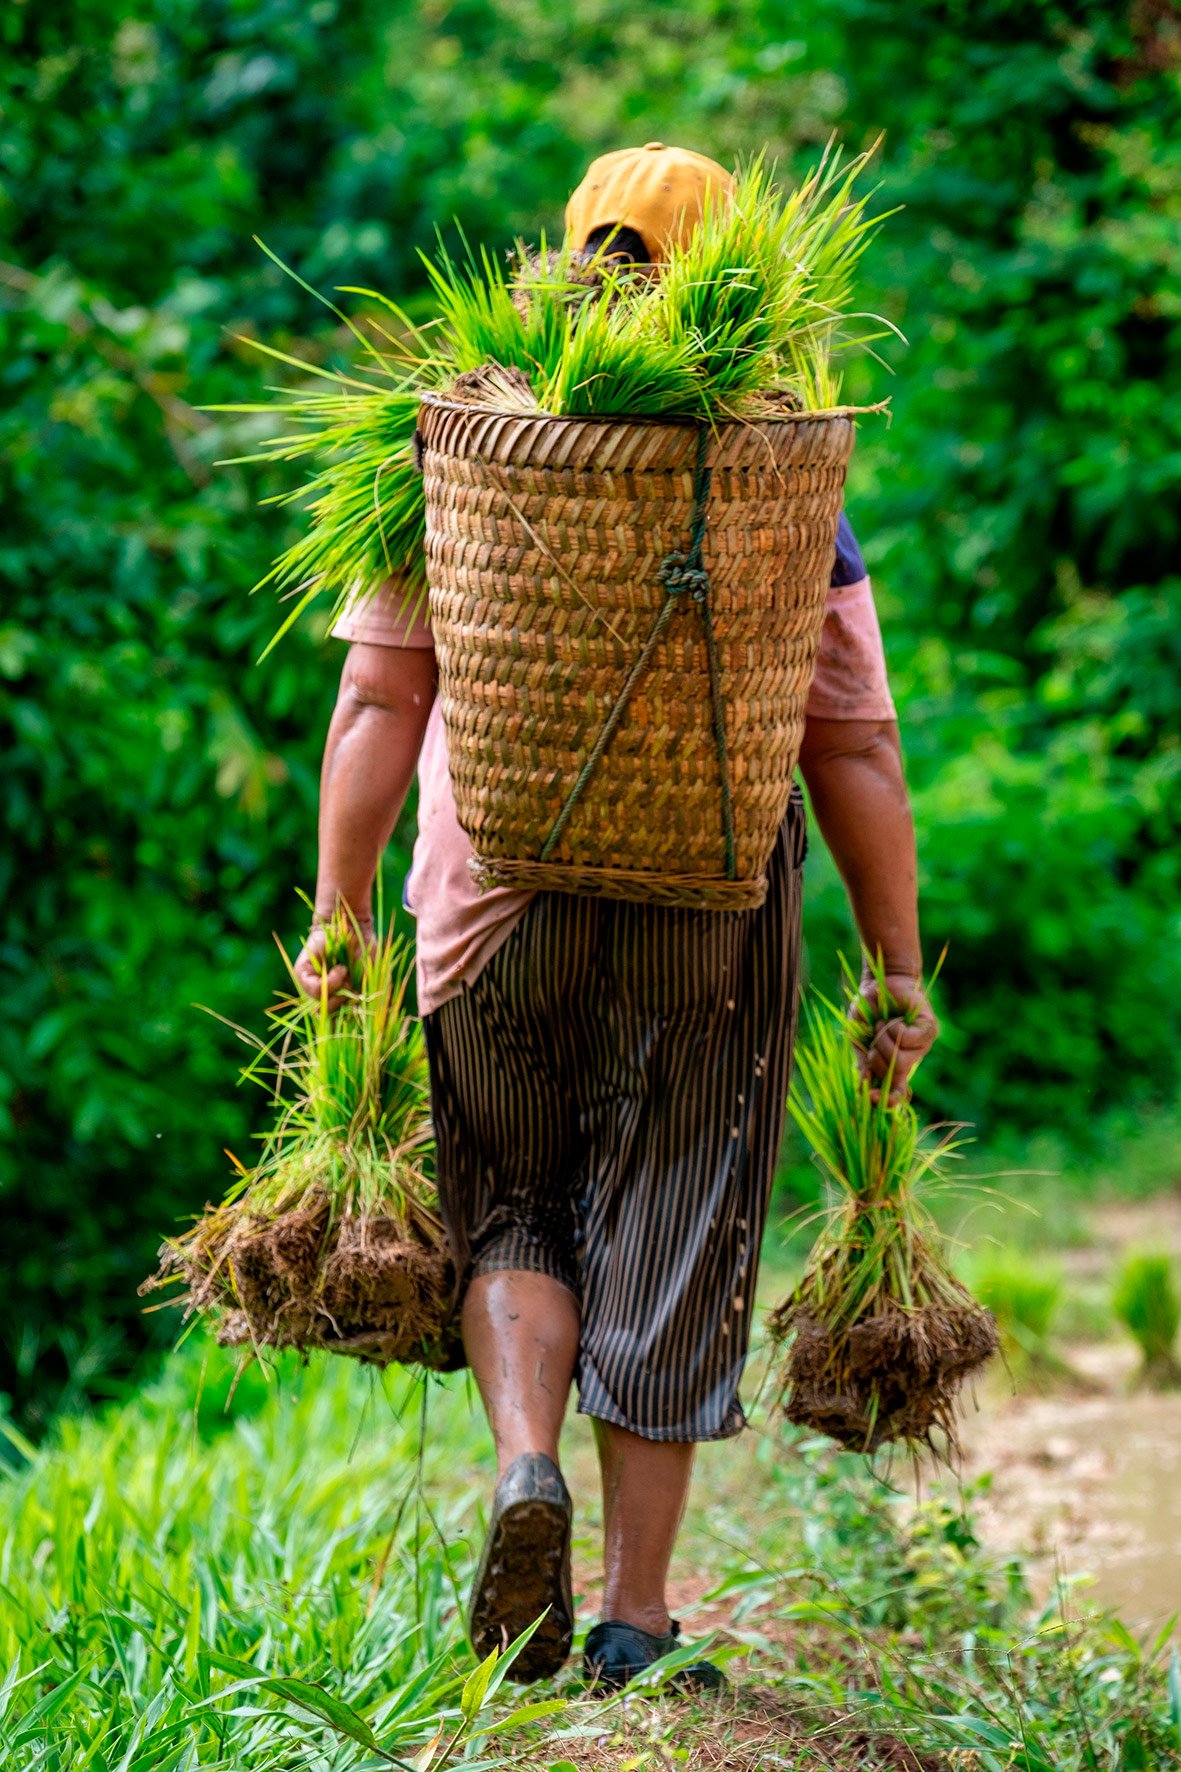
[852,971,939,1108]
[292,919,373,1014]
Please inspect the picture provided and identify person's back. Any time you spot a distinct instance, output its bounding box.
[296,142,938,1690]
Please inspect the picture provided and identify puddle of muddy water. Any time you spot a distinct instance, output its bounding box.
[955,1386,1181,1637]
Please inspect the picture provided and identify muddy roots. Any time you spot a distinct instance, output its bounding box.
[447,361,538,410]
[509,247,657,316]
[146,1191,463,1371]
[772,1297,999,1454]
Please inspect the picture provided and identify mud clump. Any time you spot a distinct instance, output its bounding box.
[773,1298,999,1454]
[150,1190,462,1372]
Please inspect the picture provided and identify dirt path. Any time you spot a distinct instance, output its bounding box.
[940,1193,1181,1637]
[949,1369,1181,1637]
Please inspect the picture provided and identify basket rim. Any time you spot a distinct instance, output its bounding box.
[417,391,878,434]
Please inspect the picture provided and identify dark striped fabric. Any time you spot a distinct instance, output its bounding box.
[423,793,807,1442]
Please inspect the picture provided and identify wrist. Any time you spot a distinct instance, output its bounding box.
[312,893,373,930]
[861,954,923,985]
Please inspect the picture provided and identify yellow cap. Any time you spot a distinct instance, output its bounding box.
[565,142,734,262]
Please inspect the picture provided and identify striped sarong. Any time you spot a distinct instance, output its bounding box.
[423,792,806,1442]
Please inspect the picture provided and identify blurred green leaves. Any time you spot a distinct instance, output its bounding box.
[1,0,1179,1421]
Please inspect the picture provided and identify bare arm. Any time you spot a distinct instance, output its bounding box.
[294,641,437,1001]
[797,716,937,1102]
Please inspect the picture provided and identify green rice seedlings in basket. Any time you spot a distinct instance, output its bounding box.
[144,912,458,1369]
[217,142,893,647]
[770,959,998,1454]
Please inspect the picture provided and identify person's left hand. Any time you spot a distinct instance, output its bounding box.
[852,973,939,1108]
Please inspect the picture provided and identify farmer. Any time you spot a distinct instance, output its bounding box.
[295,144,938,1689]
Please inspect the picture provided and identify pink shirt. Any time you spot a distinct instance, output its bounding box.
[333,576,895,1014]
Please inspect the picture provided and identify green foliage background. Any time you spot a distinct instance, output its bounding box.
[2,0,1178,1424]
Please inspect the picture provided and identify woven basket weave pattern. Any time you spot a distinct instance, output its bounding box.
[420,398,854,908]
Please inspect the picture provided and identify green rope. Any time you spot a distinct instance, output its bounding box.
[539,427,737,880]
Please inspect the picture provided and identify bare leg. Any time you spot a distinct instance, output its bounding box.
[463,1270,581,1680]
[593,1420,695,1634]
[462,1269,581,1474]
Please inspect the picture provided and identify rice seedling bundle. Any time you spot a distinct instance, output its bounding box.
[144,917,459,1368]
[968,1248,1064,1373]
[770,968,998,1454]
[1113,1251,1181,1389]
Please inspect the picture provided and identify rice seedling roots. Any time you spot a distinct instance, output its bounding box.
[1138,1353,1181,1391]
[447,361,537,408]
[155,1191,463,1371]
[773,1299,999,1453]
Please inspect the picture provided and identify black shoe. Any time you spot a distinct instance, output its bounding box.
[468,1452,573,1682]
[584,1618,727,1694]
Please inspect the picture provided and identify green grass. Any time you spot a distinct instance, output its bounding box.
[2,1339,1180,1768]
[0,1353,560,1768]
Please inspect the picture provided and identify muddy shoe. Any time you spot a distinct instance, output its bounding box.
[584,1619,726,1694]
[469,1452,573,1682]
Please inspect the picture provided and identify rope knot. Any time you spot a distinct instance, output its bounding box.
[658,552,710,600]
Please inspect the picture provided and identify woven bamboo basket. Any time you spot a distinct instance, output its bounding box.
[419,395,855,909]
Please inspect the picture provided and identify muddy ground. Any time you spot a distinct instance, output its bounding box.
[947,1195,1181,1637]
